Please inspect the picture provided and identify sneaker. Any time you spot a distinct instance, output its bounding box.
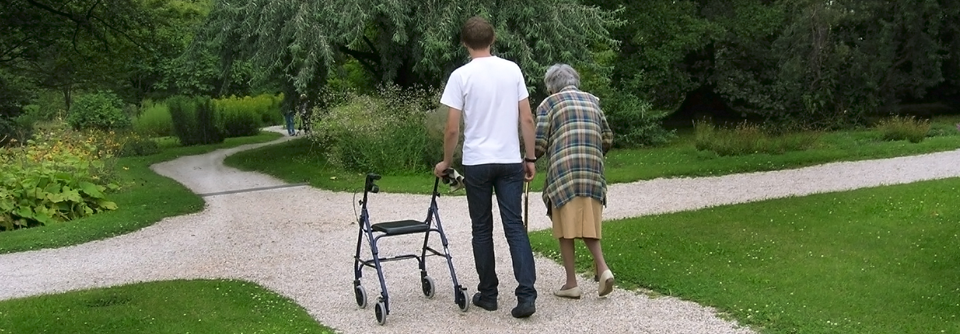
[511,301,536,318]
[472,293,497,311]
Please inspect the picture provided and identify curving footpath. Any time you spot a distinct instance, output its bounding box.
[2,126,959,334]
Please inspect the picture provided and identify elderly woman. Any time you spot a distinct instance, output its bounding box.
[534,64,615,299]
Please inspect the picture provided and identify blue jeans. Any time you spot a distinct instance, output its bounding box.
[463,163,537,304]
[284,113,295,135]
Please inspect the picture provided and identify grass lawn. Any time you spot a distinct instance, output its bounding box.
[224,116,960,195]
[0,131,282,254]
[529,177,960,334]
[0,279,333,334]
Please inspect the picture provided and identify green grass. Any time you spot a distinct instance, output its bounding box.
[0,131,282,254]
[530,178,960,333]
[225,116,960,195]
[0,279,333,334]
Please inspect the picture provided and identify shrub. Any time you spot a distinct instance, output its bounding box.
[310,86,439,174]
[216,103,261,137]
[694,120,821,156]
[168,96,224,146]
[66,91,131,131]
[874,116,931,143]
[117,135,160,157]
[133,101,174,137]
[599,91,676,148]
[214,93,284,131]
[0,127,119,231]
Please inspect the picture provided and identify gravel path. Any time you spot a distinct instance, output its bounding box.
[2,127,959,334]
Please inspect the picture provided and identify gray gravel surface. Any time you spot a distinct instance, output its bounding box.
[3,126,959,334]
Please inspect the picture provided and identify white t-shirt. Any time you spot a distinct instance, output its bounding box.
[440,56,529,166]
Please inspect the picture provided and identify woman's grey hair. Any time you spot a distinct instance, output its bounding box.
[544,64,580,93]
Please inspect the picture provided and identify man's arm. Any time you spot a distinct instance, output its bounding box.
[443,107,462,165]
[519,98,536,160]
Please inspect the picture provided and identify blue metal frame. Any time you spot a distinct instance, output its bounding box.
[352,174,465,318]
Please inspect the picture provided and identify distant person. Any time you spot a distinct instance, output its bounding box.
[533,64,615,299]
[433,16,539,318]
[297,94,311,135]
[284,97,297,136]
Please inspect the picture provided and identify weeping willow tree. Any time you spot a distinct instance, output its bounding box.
[191,0,621,103]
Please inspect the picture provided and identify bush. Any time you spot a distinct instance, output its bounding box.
[214,93,284,131]
[66,91,131,131]
[168,96,224,146]
[310,86,438,174]
[133,100,174,137]
[0,126,119,231]
[117,135,160,157]
[694,120,821,156]
[216,103,261,138]
[602,91,676,148]
[874,116,931,143]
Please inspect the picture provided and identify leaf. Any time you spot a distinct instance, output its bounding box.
[98,200,119,211]
[79,182,105,198]
[61,189,83,203]
[15,206,35,219]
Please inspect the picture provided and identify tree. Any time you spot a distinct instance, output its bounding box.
[0,0,209,109]
[192,0,622,98]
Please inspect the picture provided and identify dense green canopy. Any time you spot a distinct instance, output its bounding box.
[194,0,622,95]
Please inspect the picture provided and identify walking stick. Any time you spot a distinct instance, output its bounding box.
[523,181,529,231]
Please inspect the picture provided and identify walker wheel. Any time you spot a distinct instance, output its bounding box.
[421,276,436,298]
[374,301,387,325]
[455,288,469,312]
[354,285,367,309]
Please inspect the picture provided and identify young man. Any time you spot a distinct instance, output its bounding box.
[433,16,539,318]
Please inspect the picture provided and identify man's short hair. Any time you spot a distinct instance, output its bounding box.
[460,16,495,50]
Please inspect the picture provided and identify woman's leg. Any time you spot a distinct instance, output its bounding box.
[583,238,609,274]
[558,237,578,288]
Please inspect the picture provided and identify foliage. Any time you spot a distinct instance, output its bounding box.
[583,0,960,129]
[117,135,160,157]
[0,279,336,334]
[874,115,931,143]
[213,93,284,137]
[694,120,821,156]
[167,96,224,146]
[132,100,174,137]
[0,132,281,254]
[309,86,439,174]
[0,126,120,231]
[194,0,622,97]
[601,91,676,148]
[66,91,131,131]
[228,116,960,195]
[529,177,960,333]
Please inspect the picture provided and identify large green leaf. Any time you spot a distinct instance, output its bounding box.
[61,188,83,203]
[97,199,119,211]
[79,182,105,198]
[15,206,35,219]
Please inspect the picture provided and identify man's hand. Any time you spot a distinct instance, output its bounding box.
[523,161,536,182]
[434,161,450,178]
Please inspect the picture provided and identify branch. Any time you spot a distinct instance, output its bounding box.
[23,0,84,25]
[338,45,381,75]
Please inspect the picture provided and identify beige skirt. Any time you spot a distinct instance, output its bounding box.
[550,196,603,239]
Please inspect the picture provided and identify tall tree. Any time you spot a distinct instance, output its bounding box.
[192,0,621,97]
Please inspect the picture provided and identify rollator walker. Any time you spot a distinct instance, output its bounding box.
[352,172,469,325]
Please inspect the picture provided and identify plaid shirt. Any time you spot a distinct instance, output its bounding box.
[534,86,614,215]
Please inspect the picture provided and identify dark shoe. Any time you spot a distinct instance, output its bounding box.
[511,302,536,318]
[472,293,497,311]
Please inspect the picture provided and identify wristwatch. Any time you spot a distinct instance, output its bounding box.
[524,157,537,163]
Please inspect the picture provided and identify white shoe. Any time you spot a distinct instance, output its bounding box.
[598,270,615,297]
[553,286,582,299]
